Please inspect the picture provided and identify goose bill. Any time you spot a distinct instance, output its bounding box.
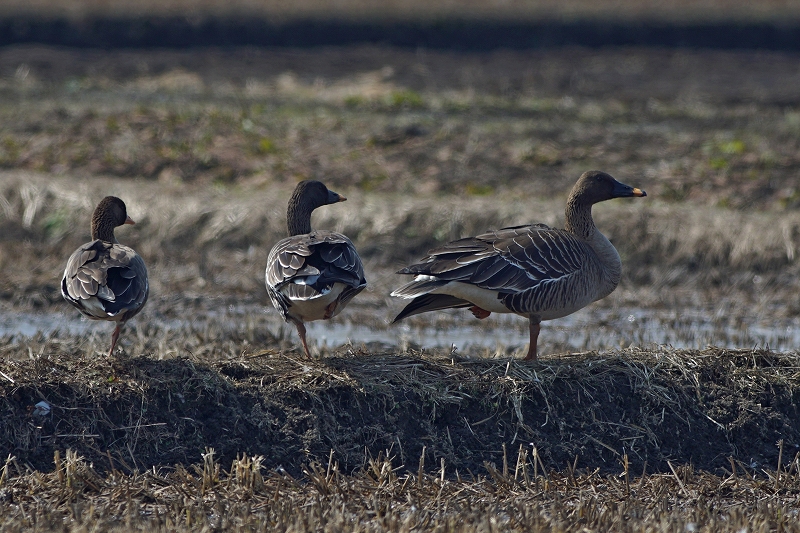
[611,180,647,198]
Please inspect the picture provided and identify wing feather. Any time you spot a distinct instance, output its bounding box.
[61,239,149,321]
[266,230,367,320]
[393,224,594,314]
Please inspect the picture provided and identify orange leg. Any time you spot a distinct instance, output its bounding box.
[108,323,123,357]
[469,306,491,319]
[293,320,312,358]
[522,321,540,361]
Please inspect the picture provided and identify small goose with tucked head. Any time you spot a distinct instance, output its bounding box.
[266,180,367,358]
[62,196,149,357]
[391,171,646,360]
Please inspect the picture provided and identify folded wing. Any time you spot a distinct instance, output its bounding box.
[393,224,593,316]
[266,231,366,318]
[61,240,149,321]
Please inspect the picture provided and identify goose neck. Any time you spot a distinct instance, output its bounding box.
[287,203,313,236]
[571,201,621,294]
[91,218,117,243]
[564,199,595,241]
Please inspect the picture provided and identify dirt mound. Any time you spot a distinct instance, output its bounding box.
[2,345,797,477]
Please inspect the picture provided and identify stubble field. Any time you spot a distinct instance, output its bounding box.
[1,38,800,531]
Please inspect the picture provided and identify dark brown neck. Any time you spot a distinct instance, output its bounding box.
[91,217,117,242]
[563,198,595,240]
[287,202,313,236]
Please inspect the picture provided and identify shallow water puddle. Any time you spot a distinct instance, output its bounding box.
[2,305,799,353]
[306,307,800,353]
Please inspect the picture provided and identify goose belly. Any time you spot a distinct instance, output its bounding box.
[536,295,595,321]
[429,282,512,314]
[425,280,606,321]
[528,277,607,320]
[74,296,129,322]
[285,283,347,321]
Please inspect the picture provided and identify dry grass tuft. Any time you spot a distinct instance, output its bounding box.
[2,447,800,532]
[3,173,800,312]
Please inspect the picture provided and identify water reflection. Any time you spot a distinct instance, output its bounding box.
[2,304,799,354]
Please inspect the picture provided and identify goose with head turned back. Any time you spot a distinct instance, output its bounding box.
[391,170,646,360]
[62,196,149,357]
[266,180,367,358]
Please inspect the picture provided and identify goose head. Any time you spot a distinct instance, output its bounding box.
[569,171,647,205]
[91,196,135,242]
[287,180,347,236]
[564,171,646,239]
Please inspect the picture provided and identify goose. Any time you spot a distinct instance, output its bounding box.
[391,170,646,360]
[62,196,149,356]
[266,180,367,358]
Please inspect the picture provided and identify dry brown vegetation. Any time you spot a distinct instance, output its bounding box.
[3,39,800,531]
[3,338,800,476]
[2,447,800,532]
[2,46,800,208]
[2,344,800,531]
[3,170,800,305]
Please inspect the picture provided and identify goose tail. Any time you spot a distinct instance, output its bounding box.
[392,294,472,323]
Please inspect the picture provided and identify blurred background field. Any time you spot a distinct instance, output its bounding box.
[3,2,800,531]
[2,42,800,353]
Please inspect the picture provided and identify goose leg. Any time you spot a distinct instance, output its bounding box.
[293,320,312,358]
[108,323,123,357]
[522,320,540,361]
[469,306,491,319]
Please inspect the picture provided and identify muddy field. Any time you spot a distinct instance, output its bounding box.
[2,42,800,530]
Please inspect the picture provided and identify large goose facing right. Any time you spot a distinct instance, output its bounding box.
[391,171,646,360]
